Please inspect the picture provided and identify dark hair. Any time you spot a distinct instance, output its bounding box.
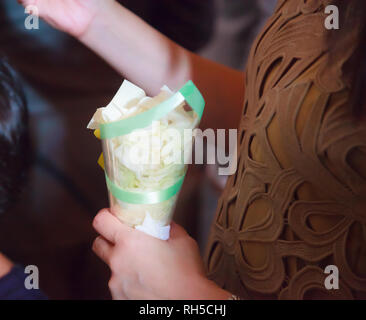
[0,59,31,215]
[327,0,366,116]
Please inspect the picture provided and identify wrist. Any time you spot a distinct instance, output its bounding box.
[76,0,116,41]
[191,276,232,300]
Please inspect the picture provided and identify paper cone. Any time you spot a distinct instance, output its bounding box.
[88,80,205,240]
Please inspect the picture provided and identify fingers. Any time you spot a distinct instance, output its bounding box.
[169,221,188,240]
[93,208,132,244]
[109,276,128,300]
[92,236,113,264]
[17,0,37,7]
[0,253,14,278]
[93,209,121,244]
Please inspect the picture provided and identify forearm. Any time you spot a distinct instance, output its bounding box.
[79,1,244,130]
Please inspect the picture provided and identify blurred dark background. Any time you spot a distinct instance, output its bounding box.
[0,0,275,299]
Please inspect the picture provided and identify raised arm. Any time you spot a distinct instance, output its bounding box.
[19,0,244,130]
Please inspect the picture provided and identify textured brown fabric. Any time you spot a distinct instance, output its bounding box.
[205,0,366,300]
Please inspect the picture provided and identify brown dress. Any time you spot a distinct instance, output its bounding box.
[205,0,366,299]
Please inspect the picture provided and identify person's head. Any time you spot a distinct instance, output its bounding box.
[0,59,31,215]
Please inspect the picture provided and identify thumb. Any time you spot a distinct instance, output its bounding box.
[169,222,189,240]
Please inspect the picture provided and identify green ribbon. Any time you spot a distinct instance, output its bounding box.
[101,80,205,204]
[105,173,185,205]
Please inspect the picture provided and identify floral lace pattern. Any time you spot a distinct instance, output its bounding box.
[205,0,366,300]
